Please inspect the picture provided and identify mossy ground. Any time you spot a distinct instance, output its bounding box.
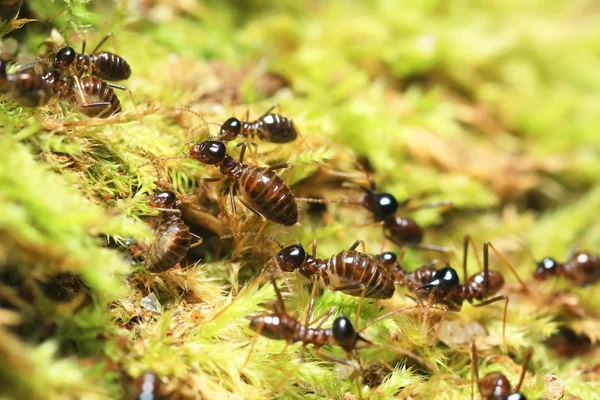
[1,0,599,399]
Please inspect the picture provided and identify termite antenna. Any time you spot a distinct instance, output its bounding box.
[174,108,212,140]
[17,58,51,72]
[295,197,364,207]
[513,236,537,263]
[156,155,190,162]
[220,232,284,250]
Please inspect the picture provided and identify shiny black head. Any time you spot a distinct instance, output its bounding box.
[52,46,76,69]
[270,244,306,272]
[417,266,460,297]
[332,316,360,352]
[189,141,227,164]
[506,394,527,400]
[220,117,242,141]
[367,192,399,220]
[150,191,179,209]
[534,257,558,280]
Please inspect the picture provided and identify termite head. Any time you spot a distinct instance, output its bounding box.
[220,117,242,141]
[364,191,398,220]
[42,70,61,85]
[376,252,400,273]
[189,141,226,164]
[534,257,558,280]
[270,244,306,272]
[52,46,76,69]
[478,372,512,399]
[332,316,370,353]
[416,266,459,298]
[149,191,180,209]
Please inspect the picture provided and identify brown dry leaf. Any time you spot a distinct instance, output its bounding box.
[403,128,542,201]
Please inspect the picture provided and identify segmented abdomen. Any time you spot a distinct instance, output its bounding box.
[146,216,191,273]
[246,114,298,143]
[565,252,600,285]
[74,76,122,117]
[91,52,132,81]
[327,250,395,299]
[401,265,437,287]
[251,313,334,348]
[6,72,52,106]
[237,166,297,226]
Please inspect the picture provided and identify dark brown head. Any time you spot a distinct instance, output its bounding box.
[149,191,180,209]
[332,316,370,353]
[219,117,242,141]
[416,266,460,300]
[376,252,401,274]
[189,140,227,164]
[534,257,559,280]
[478,372,512,399]
[52,46,76,69]
[364,191,399,221]
[268,244,307,272]
[249,314,294,341]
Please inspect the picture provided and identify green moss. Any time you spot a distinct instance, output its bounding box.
[1,0,599,399]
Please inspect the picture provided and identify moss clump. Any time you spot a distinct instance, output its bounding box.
[1,0,599,399]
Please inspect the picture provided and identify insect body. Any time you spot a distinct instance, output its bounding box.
[534,252,600,286]
[188,140,297,226]
[50,32,131,81]
[246,279,434,399]
[297,167,452,253]
[145,191,201,273]
[269,239,395,300]
[471,339,532,400]
[355,186,452,253]
[0,60,52,107]
[218,105,298,143]
[375,251,437,288]
[413,236,528,346]
[42,70,122,118]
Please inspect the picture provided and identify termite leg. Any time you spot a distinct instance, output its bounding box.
[348,239,367,254]
[472,295,508,346]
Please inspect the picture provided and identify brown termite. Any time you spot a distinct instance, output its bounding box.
[534,252,600,286]
[296,156,452,253]
[471,339,533,400]
[247,279,434,399]
[223,233,395,327]
[31,32,131,81]
[375,251,438,288]
[168,116,298,229]
[145,191,203,273]
[413,236,530,347]
[41,69,124,118]
[217,104,298,143]
[0,59,52,107]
